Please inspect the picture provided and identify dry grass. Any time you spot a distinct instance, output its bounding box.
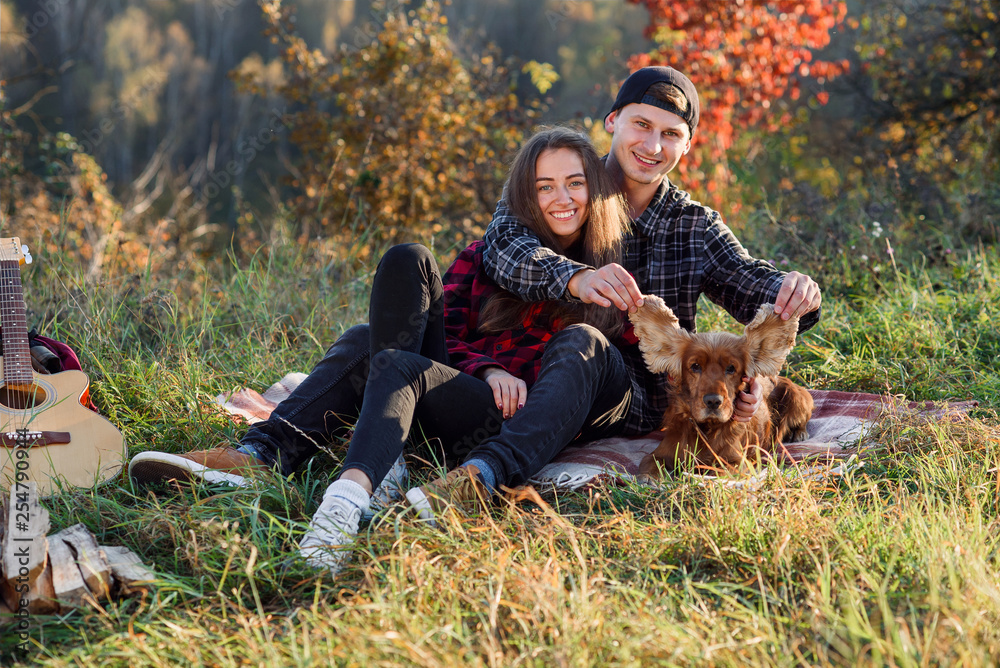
[3,238,1000,666]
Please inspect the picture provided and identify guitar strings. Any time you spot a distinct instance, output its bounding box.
[1,246,32,438]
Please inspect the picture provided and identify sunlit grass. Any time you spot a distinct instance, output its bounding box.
[3,231,999,666]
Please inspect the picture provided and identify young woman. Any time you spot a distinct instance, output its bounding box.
[129,127,635,574]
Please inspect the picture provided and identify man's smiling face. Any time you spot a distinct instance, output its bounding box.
[604,103,692,188]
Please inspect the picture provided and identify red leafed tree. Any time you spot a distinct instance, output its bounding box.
[627,0,849,200]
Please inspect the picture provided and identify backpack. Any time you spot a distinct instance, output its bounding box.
[28,328,84,374]
[4,328,98,412]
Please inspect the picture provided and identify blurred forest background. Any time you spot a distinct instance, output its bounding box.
[0,0,997,278]
[2,5,999,664]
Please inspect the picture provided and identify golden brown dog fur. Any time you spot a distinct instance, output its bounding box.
[628,295,814,478]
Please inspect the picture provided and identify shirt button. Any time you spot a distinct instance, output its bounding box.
[495,344,503,350]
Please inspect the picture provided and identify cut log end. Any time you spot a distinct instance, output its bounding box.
[0,485,154,613]
[101,545,156,595]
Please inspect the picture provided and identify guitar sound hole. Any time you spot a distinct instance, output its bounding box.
[0,383,48,410]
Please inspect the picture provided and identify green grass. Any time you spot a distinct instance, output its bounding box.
[2,228,999,666]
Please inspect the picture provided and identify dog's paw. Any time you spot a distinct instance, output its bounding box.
[787,427,810,443]
[636,473,658,485]
[635,473,669,491]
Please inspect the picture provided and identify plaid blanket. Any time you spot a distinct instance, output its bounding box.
[214,376,978,490]
[528,390,978,489]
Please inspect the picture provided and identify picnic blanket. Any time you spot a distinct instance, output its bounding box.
[528,391,978,489]
[214,375,978,490]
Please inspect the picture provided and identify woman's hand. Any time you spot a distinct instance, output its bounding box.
[478,367,527,419]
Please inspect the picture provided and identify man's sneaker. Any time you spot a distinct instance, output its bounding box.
[365,454,408,520]
[299,480,368,573]
[405,465,491,527]
[129,446,270,487]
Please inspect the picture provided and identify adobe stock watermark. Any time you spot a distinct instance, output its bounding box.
[202,109,287,200]
[76,69,166,156]
[339,0,409,55]
[546,0,621,31]
[897,0,928,18]
[8,446,38,654]
[546,0,579,31]
[21,0,70,39]
[211,0,245,20]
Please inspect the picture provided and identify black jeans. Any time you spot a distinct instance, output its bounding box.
[243,243,632,488]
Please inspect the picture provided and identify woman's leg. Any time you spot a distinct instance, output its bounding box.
[406,325,632,524]
[300,350,502,571]
[368,243,448,365]
[458,324,632,487]
[245,244,447,475]
[338,350,502,490]
[240,324,371,475]
[129,323,372,486]
[129,244,449,488]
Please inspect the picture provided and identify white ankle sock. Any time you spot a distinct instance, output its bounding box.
[325,478,371,512]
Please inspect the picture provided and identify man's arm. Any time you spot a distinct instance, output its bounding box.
[701,213,821,333]
[482,200,644,311]
[482,201,590,302]
[567,266,645,313]
[772,271,822,321]
[696,212,820,421]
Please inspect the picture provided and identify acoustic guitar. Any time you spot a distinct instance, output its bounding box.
[0,238,124,495]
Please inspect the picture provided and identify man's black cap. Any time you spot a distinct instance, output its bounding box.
[606,66,700,136]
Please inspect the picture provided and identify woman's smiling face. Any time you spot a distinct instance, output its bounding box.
[535,147,589,247]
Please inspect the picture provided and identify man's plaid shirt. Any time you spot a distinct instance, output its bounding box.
[443,240,560,388]
[482,180,821,435]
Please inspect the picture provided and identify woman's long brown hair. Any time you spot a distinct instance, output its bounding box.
[479,126,631,337]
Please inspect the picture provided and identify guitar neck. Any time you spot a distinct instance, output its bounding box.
[0,258,34,385]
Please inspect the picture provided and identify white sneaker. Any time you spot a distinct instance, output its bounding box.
[298,480,369,573]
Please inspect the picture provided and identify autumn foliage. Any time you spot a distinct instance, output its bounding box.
[236,0,539,249]
[0,112,152,277]
[851,0,999,186]
[627,0,849,199]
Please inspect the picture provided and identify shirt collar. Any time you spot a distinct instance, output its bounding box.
[632,179,676,235]
[597,155,682,235]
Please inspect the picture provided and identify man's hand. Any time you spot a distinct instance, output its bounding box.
[478,367,527,419]
[732,376,763,423]
[773,271,822,320]
[567,264,644,312]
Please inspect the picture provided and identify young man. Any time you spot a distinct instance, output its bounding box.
[482,66,822,437]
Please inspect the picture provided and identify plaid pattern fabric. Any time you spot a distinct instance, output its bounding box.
[526,390,978,489]
[216,379,976,493]
[442,240,559,388]
[482,180,821,434]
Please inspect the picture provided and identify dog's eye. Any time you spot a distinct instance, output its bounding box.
[726,365,736,375]
[690,363,701,373]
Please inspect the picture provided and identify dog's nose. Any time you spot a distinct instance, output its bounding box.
[704,394,723,410]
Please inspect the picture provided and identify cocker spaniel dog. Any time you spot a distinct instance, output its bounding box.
[628,295,814,478]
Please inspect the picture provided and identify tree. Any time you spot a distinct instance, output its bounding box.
[236,0,539,249]
[0,98,148,278]
[626,0,849,201]
[849,0,999,196]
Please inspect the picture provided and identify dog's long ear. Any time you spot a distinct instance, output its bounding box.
[628,294,690,377]
[743,304,799,378]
